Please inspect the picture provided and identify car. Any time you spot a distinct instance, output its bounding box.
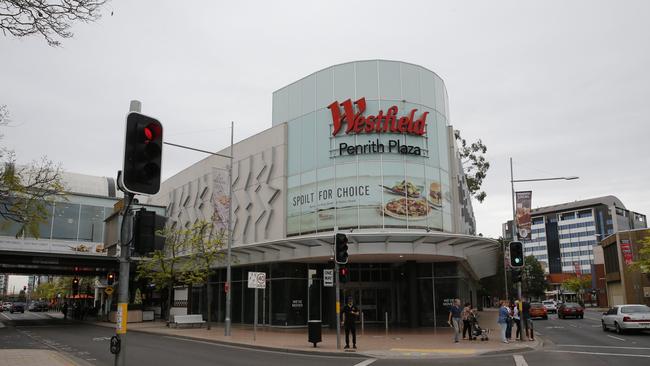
[9,302,25,313]
[558,302,583,319]
[542,300,557,314]
[530,302,548,319]
[2,302,11,311]
[28,301,48,312]
[601,304,650,334]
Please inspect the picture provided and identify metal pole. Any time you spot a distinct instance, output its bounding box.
[254,289,258,341]
[335,261,341,349]
[385,311,388,335]
[510,158,524,342]
[225,122,234,336]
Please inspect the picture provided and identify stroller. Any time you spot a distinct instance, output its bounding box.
[468,311,489,341]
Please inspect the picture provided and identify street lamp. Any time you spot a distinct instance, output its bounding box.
[509,157,578,341]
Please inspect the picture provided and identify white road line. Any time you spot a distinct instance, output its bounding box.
[607,335,626,341]
[354,359,377,366]
[569,324,578,328]
[164,336,366,359]
[513,354,528,366]
[559,345,650,350]
[0,312,11,320]
[548,350,650,358]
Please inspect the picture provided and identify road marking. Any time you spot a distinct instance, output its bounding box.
[569,324,578,328]
[353,360,377,366]
[559,345,650,350]
[164,336,366,359]
[607,335,626,341]
[390,348,476,354]
[548,350,650,358]
[0,312,11,320]
[513,355,528,366]
[0,322,4,328]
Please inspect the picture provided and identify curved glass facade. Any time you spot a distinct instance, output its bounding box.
[279,61,453,235]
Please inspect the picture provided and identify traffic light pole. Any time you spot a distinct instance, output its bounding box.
[335,260,341,350]
[509,158,524,342]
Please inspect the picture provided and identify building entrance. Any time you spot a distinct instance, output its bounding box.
[343,285,392,324]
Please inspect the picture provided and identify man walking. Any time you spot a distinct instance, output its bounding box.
[341,297,360,349]
[448,298,462,343]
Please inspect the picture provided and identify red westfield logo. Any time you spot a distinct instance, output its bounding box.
[327,98,428,136]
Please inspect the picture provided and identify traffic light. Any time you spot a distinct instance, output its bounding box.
[122,112,163,195]
[72,277,79,295]
[107,273,115,286]
[335,233,349,264]
[509,241,524,268]
[339,266,349,283]
[133,209,166,256]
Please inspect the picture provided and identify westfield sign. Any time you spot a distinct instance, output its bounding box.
[327,97,428,136]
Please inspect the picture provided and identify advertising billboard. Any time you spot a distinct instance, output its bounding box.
[515,191,532,240]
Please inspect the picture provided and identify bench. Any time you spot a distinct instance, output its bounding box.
[170,314,206,328]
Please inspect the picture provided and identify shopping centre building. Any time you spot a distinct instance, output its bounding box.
[150,60,499,327]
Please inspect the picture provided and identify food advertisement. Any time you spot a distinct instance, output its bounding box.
[515,191,532,240]
[287,176,447,235]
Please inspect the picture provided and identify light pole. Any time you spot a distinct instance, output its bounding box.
[509,157,578,341]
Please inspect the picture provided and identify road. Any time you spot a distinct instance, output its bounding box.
[1,309,649,366]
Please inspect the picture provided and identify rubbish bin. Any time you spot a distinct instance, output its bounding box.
[307,320,322,347]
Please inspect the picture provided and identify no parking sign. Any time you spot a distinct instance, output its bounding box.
[247,272,266,289]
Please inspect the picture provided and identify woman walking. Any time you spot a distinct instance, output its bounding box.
[461,303,472,340]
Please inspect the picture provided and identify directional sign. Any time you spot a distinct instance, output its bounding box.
[247,272,266,289]
[324,269,334,287]
[105,286,114,296]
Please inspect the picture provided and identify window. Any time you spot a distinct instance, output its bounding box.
[560,212,576,221]
[52,202,80,240]
[577,210,592,218]
[532,217,544,225]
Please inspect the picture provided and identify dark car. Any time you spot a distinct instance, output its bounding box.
[558,302,584,319]
[10,302,25,314]
[28,301,48,312]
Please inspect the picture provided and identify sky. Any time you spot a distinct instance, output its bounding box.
[1,0,649,278]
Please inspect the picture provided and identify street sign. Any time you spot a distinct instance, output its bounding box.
[247,272,266,289]
[105,286,114,296]
[324,269,334,287]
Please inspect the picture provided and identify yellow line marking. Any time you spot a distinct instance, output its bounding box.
[390,348,477,354]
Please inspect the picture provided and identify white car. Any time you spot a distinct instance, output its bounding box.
[602,304,650,334]
[2,302,12,311]
[542,300,557,314]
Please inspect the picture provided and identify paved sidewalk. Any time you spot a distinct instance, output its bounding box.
[90,309,542,359]
[0,349,82,366]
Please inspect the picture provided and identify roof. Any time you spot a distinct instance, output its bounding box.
[532,195,625,216]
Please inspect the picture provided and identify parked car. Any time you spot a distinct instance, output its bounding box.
[530,302,549,319]
[602,304,650,334]
[542,300,557,314]
[10,302,25,314]
[2,302,12,311]
[558,302,584,319]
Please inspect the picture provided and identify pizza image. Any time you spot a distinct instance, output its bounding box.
[383,197,430,219]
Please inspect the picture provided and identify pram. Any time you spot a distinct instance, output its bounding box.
[468,312,489,341]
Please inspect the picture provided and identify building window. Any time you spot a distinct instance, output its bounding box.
[560,212,576,221]
[577,209,592,218]
[532,216,544,225]
[52,202,80,240]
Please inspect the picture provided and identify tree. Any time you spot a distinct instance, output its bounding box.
[183,220,226,330]
[522,255,547,299]
[1,105,66,238]
[136,225,192,321]
[0,0,108,47]
[454,130,490,202]
[562,275,592,304]
[630,237,650,274]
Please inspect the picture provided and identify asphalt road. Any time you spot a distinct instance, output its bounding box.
[1,308,649,366]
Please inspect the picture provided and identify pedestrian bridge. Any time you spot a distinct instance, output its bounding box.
[0,236,117,275]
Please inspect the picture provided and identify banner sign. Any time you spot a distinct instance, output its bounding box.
[573,261,582,277]
[515,191,532,240]
[620,240,634,265]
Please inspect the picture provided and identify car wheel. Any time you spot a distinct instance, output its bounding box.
[579,315,583,319]
[602,321,608,331]
[544,316,548,320]
[615,322,623,334]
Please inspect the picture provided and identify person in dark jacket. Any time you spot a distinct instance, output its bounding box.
[341,297,360,349]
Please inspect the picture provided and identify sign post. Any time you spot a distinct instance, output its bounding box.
[247,272,266,342]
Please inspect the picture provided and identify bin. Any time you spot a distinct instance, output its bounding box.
[307,320,322,347]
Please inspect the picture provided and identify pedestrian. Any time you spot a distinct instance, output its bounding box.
[62,302,68,320]
[505,301,513,340]
[448,298,462,343]
[522,299,532,341]
[513,300,521,340]
[461,302,472,340]
[497,300,510,344]
[341,296,360,349]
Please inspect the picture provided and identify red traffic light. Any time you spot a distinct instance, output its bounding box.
[340,267,348,276]
[122,112,163,195]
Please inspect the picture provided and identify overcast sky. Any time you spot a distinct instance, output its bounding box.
[1,0,649,255]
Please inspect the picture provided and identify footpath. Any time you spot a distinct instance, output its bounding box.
[89,308,542,359]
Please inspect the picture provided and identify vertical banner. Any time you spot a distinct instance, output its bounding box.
[573,261,582,277]
[116,303,127,334]
[515,191,532,240]
[620,239,634,265]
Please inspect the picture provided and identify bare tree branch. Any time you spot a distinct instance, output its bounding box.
[0,0,108,46]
